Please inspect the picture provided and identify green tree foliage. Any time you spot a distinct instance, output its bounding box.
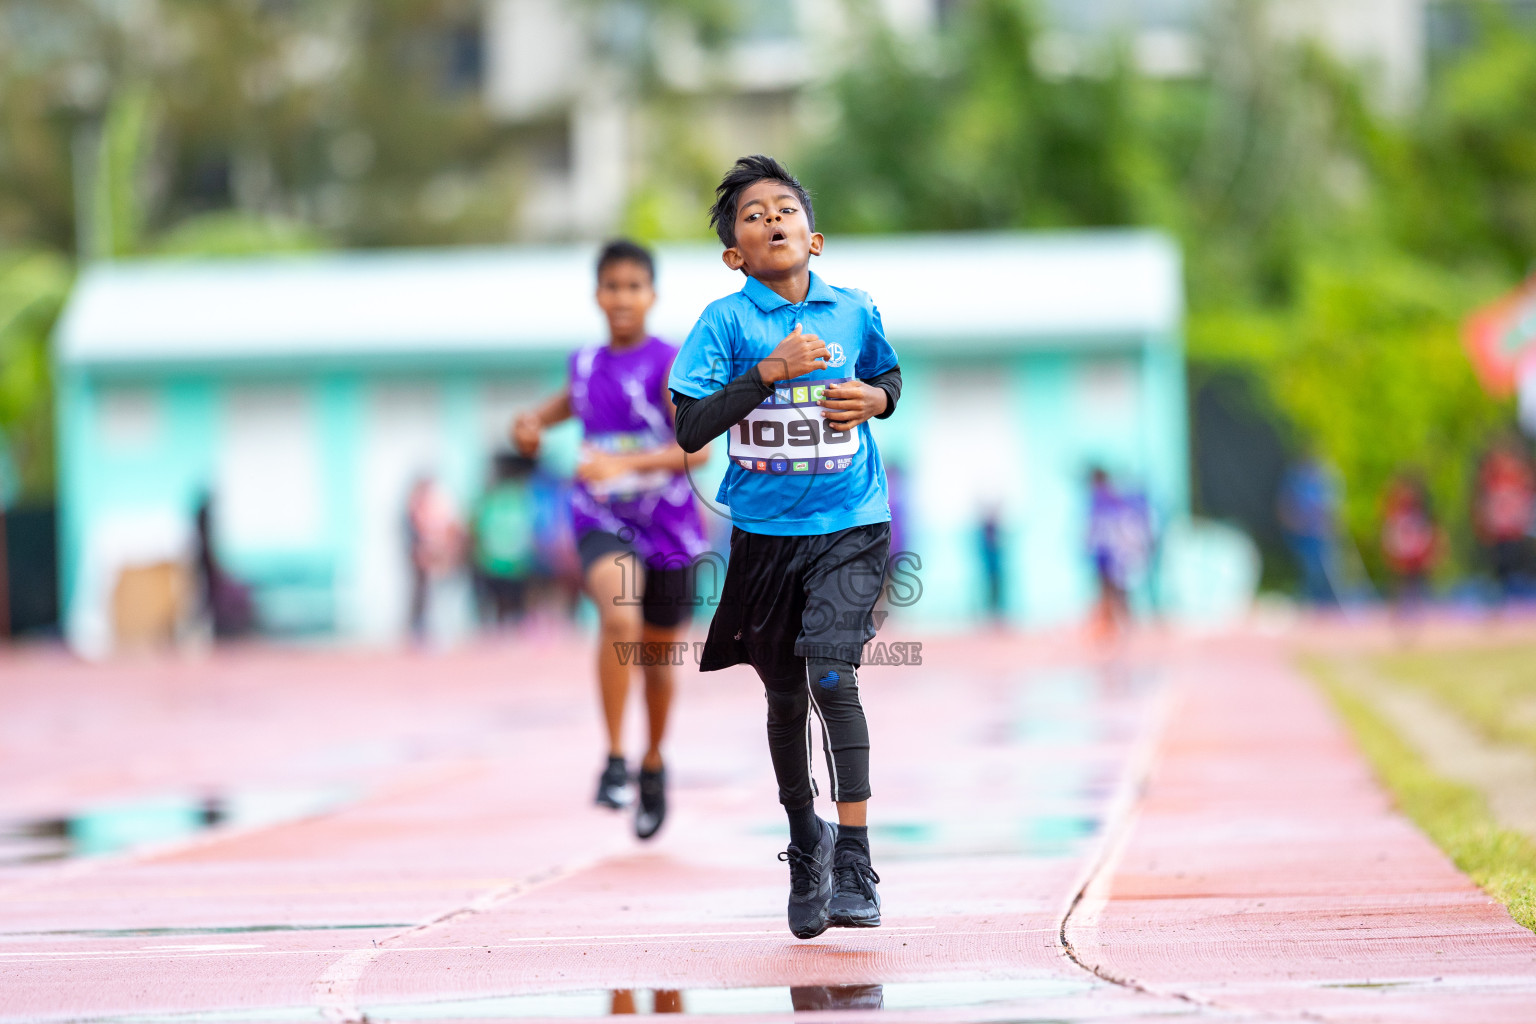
[90,85,152,259]
[0,0,513,254]
[804,0,1531,579]
[1407,2,1536,274]
[1192,260,1510,571]
[0,0,1530,578]
[804,0,1165,234]
[0,0,493,498]
[0,251,70,500]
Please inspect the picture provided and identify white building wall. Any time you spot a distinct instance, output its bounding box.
[483,0,584,119]
[569,84,630,239]
[1267,0,1426,109]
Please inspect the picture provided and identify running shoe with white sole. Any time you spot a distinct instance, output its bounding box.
[594,755,631,809]
[635,765,666,839]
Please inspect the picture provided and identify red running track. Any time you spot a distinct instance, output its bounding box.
[0,630,1531,1023]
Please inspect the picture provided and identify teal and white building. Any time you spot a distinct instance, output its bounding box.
[53,231,1188,652]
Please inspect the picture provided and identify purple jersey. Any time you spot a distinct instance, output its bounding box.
[1088,485,1152,589]
[568,336,707,568]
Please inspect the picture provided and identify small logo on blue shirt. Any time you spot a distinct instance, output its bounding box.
[769,458,789,474]
[826,342,847,368]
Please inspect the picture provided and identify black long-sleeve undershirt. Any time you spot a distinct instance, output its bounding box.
[670,365,902,454]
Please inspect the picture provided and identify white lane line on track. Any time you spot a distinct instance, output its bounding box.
[0,878,528,903]
[310,858,598,1024]
[4,924,1072,963]
[138,943,265,951]
[1056,678,1174,944]
[1054,665,1228,1015]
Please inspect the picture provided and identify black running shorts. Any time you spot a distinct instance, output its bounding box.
[576,529,694,630]
[700,522,891,679]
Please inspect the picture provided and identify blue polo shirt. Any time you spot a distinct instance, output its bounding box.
[669,271,899,536]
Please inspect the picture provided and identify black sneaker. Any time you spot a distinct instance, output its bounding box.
[777,817,836,939]
[827,843,881,928]
[635,765,666,840]
[594,756,631,809]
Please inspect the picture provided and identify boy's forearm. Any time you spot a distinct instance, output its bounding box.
[862,365,902,419]
[624,445,698,473]
[671,367,774,453]
[535,390,572,426]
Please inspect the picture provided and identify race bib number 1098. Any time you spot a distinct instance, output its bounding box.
[728,379,860,474]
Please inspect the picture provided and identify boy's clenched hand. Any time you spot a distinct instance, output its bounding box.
[756,323,828,385]
[574,449,627,483]
[511,412,543,456]
[819,381,887,431]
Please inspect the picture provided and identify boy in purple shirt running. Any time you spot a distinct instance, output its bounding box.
[513,240,709,840]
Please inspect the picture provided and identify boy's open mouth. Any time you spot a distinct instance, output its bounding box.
[770,229,786,243]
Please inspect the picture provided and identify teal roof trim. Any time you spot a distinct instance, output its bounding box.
[56,231,1182,368]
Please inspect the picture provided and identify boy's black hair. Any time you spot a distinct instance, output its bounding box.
[708,155,815,248]
[596,238,654,282]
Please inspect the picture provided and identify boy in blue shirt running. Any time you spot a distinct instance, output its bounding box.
[669,155,902,940]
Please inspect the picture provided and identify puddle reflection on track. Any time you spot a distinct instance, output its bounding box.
[600,984,883,1015]
[743,665,1160,866]
[86,979,1117,1022]
[25,663,1176,1024]
[0,786,358,865]
[360,978,1099,1020]
[0,922,413,942]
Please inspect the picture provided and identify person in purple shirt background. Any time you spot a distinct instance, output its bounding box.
[1087,466,1153,639]
[512,240,709,841]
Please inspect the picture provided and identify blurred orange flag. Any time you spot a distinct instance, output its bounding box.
[1464,274,1536,396]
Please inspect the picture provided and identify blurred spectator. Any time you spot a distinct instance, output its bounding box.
[1278,454,1340,605]
[194,496,254,639]
[405,475,466,642]
[977,506,1005,625]
[1087,468,1153,637]
[881,460,911,612]
[885,461,908,559]
[1379,472,1440,612]
[470,452,538,627]
[1472,439,1535,600]
[527,467,583,617]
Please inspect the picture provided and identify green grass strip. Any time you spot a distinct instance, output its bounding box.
[1309,658,1536,933]
[1375,642,1536,755]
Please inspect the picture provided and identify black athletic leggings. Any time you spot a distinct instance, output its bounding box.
[763,657,870,807]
